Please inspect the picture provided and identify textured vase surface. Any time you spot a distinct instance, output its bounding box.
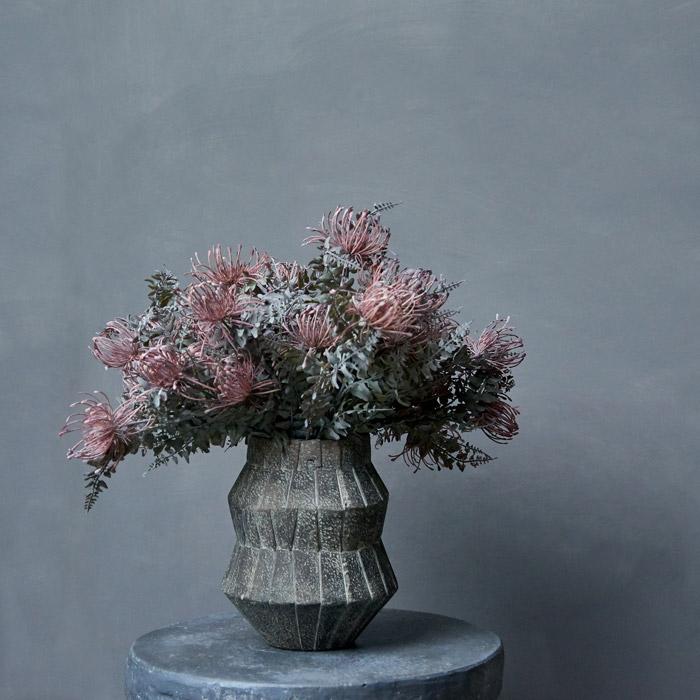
[222,435,397,650]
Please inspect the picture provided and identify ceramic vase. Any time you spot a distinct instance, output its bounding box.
[222,435,397,650]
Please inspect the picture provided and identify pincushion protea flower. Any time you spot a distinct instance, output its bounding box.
[304,207,390,264]
[136,345,186,390]
[186,282,252,347]
[61,203,524,510]
[467,317,525,370]
[478,399,520,443]
[209,355,277,410]
[60,393,144,467]
[192,245,269,287]
[352,262,447,342]
[283,304,337,351]
[92,319,139,369]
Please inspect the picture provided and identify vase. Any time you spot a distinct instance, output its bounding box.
[222,435,397,650]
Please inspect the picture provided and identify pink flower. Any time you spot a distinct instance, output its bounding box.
[60,393,143,467]
[186,283,252,347]
[136,345,185,390]
[187,283,248,323]
[191,245,270,287]
[304,207,390,264]
[466,318,525,370]
[478,400,520,443]
[352,263,447,342]
[283,304,337,351]
[209,355,277,410]
[92,319,139,369]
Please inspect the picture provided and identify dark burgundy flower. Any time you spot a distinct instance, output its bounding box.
[478,400,520,443]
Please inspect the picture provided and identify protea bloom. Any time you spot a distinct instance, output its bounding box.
[191,245,270,287]
[352,263,447,342]
[209,355,277,410]
[92,319,139,369]
[478,399,520,443]
[283,304,337,351]
[304,207,390,264]
[466,318,525,370]
[136,345,185,390]
[186,283,252,346]
[60,393,143,467]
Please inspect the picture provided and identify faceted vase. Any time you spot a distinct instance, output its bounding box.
[222,435,397,650]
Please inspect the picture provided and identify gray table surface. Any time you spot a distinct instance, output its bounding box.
[125,608,504,699]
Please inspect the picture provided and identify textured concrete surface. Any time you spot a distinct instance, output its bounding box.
[223,437,397,650]
[125,609,503,699]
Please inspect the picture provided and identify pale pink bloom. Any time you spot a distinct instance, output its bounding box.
[136,345,185,390]
[352,263,447,342]
[60,393,143,467]
[92,319,139,368]
[304,207,390,264]
[209,355,277,410]
[479,400,520,443]
[186,283,252,346]
[466,318,525,370]
[191,245,270,287]
[187,283,249,324]
[283,304,337,351]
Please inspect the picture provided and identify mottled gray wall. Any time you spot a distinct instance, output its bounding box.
[1,2,698,698]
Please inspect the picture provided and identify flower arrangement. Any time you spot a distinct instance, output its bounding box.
[61,204,524,510]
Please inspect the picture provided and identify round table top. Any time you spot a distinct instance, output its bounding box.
[125,608,503,699]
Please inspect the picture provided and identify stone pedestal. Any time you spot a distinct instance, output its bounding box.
[125,608,503,699]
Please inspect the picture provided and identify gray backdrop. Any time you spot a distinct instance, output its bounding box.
[1,2,698,698]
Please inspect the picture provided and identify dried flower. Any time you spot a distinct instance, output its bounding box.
[187,283,248,323]
[61,203,524,510]
[60,393,143,467]
[136,345,185,390]
[478,400,520,443]
[352,263,447,342]
[209,355,277,410]
[466,318,525,370]
[186,283,252,347]
[304,207,390,264]
[192,245,269,287]
[92,319,139,368]
[283,304,337,351]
